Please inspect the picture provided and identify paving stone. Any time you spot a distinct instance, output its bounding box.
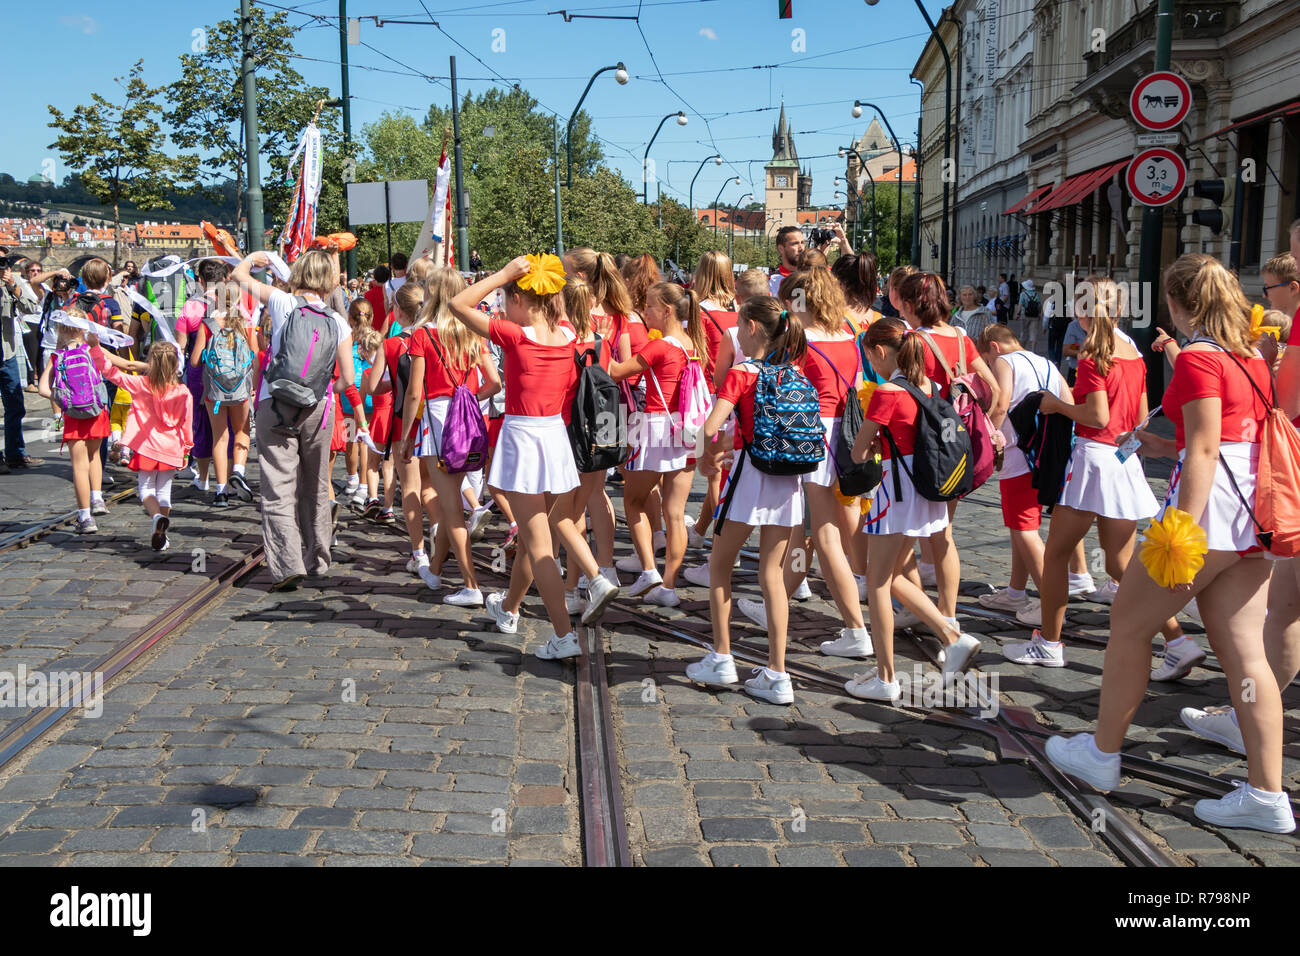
[968,823,1034,849]
[642,846,708,866]
[844,847,908,867]
[889,799,963,821]
[412,833,508,861]
[1020,815,1093,850]
[775,845,841,866]
[699,818,780,842]
[868,822,964,846]
[908,845,979,866]
[232,829,311,853]
[292,808,357,828]
[0,829,68,853]
[975,848,1055,866]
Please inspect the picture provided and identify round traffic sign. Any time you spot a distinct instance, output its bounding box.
[1130,71,1193,131]
[1126,148,1187,207]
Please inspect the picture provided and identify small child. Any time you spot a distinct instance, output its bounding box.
[356,325,393,522]
[38,309,111,532]
[341,299,375,506]
[92,339,193,551]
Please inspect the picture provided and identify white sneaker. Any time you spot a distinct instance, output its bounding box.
[349,488,366,510]
[418,567,442,591]
[687,525,708,550]
[845,669,901,703]
[820,627,873,658]
[344,476,360,494]
[1015,600,1042,627]
[941,633,982,677]
[582,574,620,624]
[1151,639,1207,681]
[792,579,812,601]
[627,569,662,598]
[653,529,666,553]
[736,597,767,628]
[1002,630,1065,667]
[599,567,619,587]
[918,563,937,588]
[486,592,519,635]
[406,553,430,574]
[1045,733,1121,792]
[467,505,492,542]
[444,587,484,607]
[1179,707,1245,755]
[535,630,582,661]
[643,585,680,608]
[686,653,738,687]
[1087,579,1119,605]
[682,564,711,588]
[1193,781,1296,834]
[978,588,1028,612]
[855,574,868,603]
[565,589,584,615]
[615,554,645,574]
[1068,573,1096,597]
[743,668,794,705]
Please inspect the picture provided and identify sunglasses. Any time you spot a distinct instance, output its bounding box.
[1263,281,1295,294]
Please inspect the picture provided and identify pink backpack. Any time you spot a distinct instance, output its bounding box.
[648,338,713,450]
[918,327,997,492]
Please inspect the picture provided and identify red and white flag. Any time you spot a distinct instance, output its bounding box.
[412,148,453,265]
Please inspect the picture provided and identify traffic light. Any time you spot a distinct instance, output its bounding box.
[1188,177,1233,235]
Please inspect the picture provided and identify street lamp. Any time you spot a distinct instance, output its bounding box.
[850,103,904,268]
[729,192,752,260]
[557,61,627,255]
[839,146,877,257]
[643,111,688,205]
[688,154,723,217]
[712,177,741,241]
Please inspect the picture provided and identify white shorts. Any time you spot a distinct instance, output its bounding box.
[718,453,803,528]
[802,415,841,487]
[1159,442,1262,553]
[1058,437,1159,521]
[486,414,579,496]
[864,454,949,538]
[627,411,693,473]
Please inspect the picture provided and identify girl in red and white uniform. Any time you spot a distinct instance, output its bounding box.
[610,282,709,607]
[1018,277,1186,669]
[362,286,421,523]
[847,318,983,702]
[692,251,739,546]
[399,269,500,605]
[685,296,805,705]
[369,280,441,576]
[1049,254,1293,834]
[896,271,1001,633]
[446,257,618,661]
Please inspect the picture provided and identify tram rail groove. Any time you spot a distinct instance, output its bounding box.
[0,487,136,554]
[573,625,632,867]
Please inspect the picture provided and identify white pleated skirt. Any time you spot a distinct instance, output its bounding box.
[487,414,579,495]
[802,415,841,487]
[1057,437,1159,521]
[1158,441,1262,553]
[415,397,451,460]
[627,410,693,472]
[863,454,948,538]
[718,454,803,528]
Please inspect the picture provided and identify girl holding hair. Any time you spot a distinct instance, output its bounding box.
[91,335,193,551]
[188,281,256,508]
[400,269,501,606]
[1015,277,1187,669]
[446,256,618,660]
[847,317,983,701]
[686,296,805,705]
[368,279,443,576]
[1048,254,1293,834]
[609,281,709,606]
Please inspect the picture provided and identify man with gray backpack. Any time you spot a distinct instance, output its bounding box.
[232,250,368,591]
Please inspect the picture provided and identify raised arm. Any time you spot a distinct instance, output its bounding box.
[231,252,275,306]
[449,257,531,339]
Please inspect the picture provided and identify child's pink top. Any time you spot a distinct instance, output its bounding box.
[91,347,194,468]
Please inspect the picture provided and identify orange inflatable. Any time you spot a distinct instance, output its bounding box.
[202,221,240,257]
[310,232,357,252]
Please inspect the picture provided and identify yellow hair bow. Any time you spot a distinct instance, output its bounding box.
[517,253,567,295]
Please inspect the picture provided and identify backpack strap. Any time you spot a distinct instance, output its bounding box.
[915,327,959,381]
[806,339,861,392]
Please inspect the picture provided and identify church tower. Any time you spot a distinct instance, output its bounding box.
[764,102,800,233]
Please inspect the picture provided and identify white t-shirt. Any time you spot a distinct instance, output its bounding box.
[384,276,407,312]
[997,349,1067,479]
[258,289,352,404]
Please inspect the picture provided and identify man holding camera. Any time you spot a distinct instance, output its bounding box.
[0,251,43,472]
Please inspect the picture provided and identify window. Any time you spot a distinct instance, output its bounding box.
[1239,123,1269,269]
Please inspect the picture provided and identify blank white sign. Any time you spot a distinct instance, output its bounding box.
[347,179,429,226]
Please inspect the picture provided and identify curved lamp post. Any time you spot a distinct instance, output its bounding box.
[839,148,877,257]
[850,103,905,268]
[643,111,688,204]
[557,62,627,254]
[711,177,740,241]
[729,192,753,259]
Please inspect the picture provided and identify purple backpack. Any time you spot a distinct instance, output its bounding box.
[425,329,488,474]
[53,344,109,419]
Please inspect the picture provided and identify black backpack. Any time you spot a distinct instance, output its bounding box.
[383,331,414,459]
[880,379,973,502]
[568,336,630,473]
[1023,291,1041,319]
[806,341,881,497]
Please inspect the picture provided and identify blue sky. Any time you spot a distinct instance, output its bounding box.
[12,0,943,212]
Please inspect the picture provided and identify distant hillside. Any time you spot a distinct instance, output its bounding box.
[0,173,238,225]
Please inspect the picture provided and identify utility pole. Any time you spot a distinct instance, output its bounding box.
[339,0,354,277]
[450,56,469,269]
[912,115,922,266]
[240,0,265,252]
[554,117,563,254]
[1137,0,1175,404]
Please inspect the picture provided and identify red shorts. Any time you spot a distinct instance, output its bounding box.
[330,401,347,453]
[370,406,394,445]
[1000,472,1042,531]
[129,454,176,472]
[63,411,110,442]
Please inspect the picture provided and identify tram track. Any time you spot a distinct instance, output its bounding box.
[0,486,136,554]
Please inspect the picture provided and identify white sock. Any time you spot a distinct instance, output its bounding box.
[152,513,163,526]
[854,573,866,586]
[1069,571,1093,585]
[1165,635,1188,648]
[1245,783,1285,803]
[1006,587,1026,600]
[844,626,869,639]
[412,548,426,558]
[77,508,90,521]
[91,492,104,504]
[706,650,732,663]
[233,463,246,476]
[346,473,359,487]
[762,666,787,680]
[217,483,228,494]
[943,616,960,631]
[1088,735,1118,760]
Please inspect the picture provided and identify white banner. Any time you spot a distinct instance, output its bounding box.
[411,159,452,263]
[978,0,1000,156]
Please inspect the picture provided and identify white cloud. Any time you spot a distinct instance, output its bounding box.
[699,27,717,40]
[60,15,99,35]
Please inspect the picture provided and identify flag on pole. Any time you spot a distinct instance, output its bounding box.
[412,146,452,264]
[277,122,324,263]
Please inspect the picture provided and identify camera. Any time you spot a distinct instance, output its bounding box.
[52,275,72,294]
[808,227,835,247]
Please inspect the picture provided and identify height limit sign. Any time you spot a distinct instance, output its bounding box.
[1127,148,1187,207]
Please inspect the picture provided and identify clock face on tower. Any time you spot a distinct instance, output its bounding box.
[774,175,789,188]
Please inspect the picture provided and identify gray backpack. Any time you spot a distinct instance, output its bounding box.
[264,297,340,427]
[200,316,254,411]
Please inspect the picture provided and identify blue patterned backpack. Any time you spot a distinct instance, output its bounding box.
[747,357,825,475]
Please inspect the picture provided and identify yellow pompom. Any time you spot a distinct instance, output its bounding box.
[1141,507,1208,589]
[1249,303,1281,342]
[517,253,567,295]
[647,329,663,340]
[857,380,878,411]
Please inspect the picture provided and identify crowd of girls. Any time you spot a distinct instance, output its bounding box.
[36,225,1299,834]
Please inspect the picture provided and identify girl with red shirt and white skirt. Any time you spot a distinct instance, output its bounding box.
[609,282,710,607]
[399,269,501,606]
[446,257,619,661]
[846,318,983,703]
[1016,277,1187,669]
[1048,254,1294,834]
[685,296,805,705]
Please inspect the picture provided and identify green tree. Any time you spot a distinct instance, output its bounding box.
[47,60,199,267]
[165,7,341,240]
[855,184,915,269]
